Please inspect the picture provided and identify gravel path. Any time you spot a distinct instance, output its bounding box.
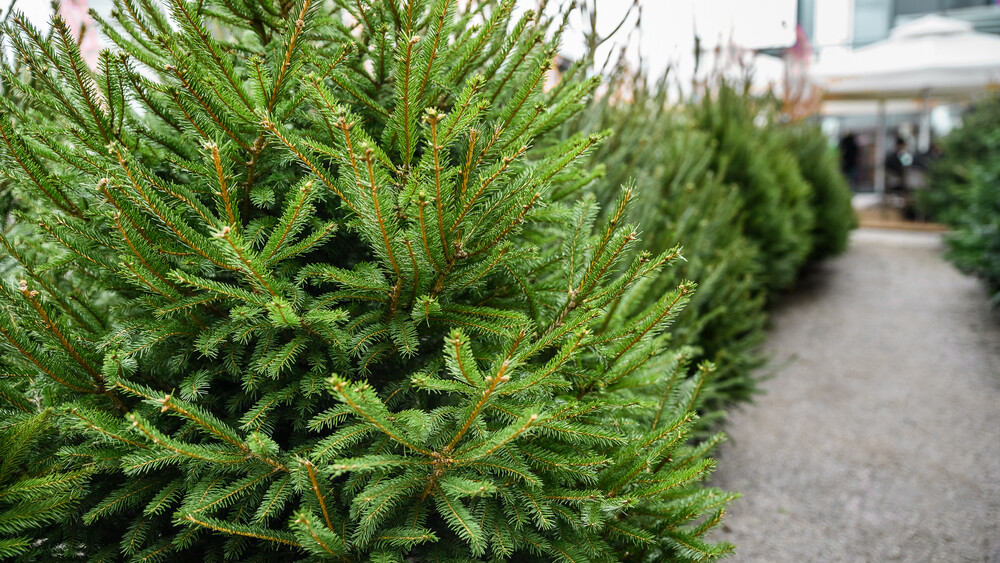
[710,228,1000,562]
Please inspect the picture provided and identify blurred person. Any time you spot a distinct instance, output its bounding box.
[886,137,918,219]
[885,136,912,193]
[839,132,860,188]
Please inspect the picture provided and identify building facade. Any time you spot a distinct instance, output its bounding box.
[799,0,999,51]
[798,0,999,192]
[853,0,999,45]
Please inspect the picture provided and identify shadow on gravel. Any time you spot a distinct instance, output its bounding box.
[772,260,838,311]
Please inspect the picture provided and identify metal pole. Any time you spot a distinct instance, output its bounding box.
[918,89,931,153]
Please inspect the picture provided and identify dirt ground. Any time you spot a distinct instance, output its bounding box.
[710,228,1000,562]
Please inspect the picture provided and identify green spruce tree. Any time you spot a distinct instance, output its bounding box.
[564,75,767,410]
[0,1,735,560]
[919,94,1000,302]
[777,120,855,261]
[691,82,815,294]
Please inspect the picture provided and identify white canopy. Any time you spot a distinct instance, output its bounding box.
[811,15,1000,100]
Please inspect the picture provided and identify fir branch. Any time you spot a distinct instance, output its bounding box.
[68,408,147,448]
[190,469,279,515]
[118,0,159,42]
[577,184,635,295]
[51,16,109,142]
[418,113,448,266]
[362,148,403,315]
[107,203,182,299]
[328,377,432,456]
[326,70,391,118]
[0,322,96,393]
[469,190,540,256]
[108,150,234,270]
[394,32,421,164]
[163,64,251,151]
[167,0,255,113]
[207,143,239,228]
[417,192,443,272]
[459,128,478,198]
[253,475,292,524]
[269,0,311,112]
[414,0,453,105]
[0,234,93,329]
[300,459,335,531]
[214,226,279,298]
[126,413,247,465]
[182,513,301,548]
[612,282,694,362]
[293,510,342,555]
[445,349,517,453]
[83,480,163,524]
[0,117,81,216]
[432,484,485,555]
[444,0,515,87]
[261,116,362,216]
[449,144,527,235]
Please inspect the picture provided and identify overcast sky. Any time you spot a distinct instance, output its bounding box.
[544,0,797,70]
[9,0,801,82]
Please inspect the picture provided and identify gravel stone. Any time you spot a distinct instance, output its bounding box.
[710,228,1000,562]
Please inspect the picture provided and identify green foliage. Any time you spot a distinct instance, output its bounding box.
[0,410,91,559]
[0,1,734,561]
[691,84,815,293]
[779,121,856,260]
[560,78,854,410]
[566,80,767,408]
[918,94,1000,301]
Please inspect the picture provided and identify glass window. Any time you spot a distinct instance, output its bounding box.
[895,0,941,15]
[854,0,892,45]
[894,0,991,15]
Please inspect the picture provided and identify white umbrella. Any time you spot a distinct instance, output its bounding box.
[810,14,1000,196]
[811,15,1000,99]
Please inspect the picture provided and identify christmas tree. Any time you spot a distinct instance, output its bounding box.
[691,83,815,294]
[567,75,767,409]
[919,94,1000,301]
[0,1,734,560]
[560,69,854,412]
[778,120,855,261]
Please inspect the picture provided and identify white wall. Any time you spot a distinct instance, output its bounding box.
[813,0,854,51]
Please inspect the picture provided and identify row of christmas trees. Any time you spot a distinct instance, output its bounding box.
[0,1,853,561]
[565,76,856,414]
[917,94,1000,303]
